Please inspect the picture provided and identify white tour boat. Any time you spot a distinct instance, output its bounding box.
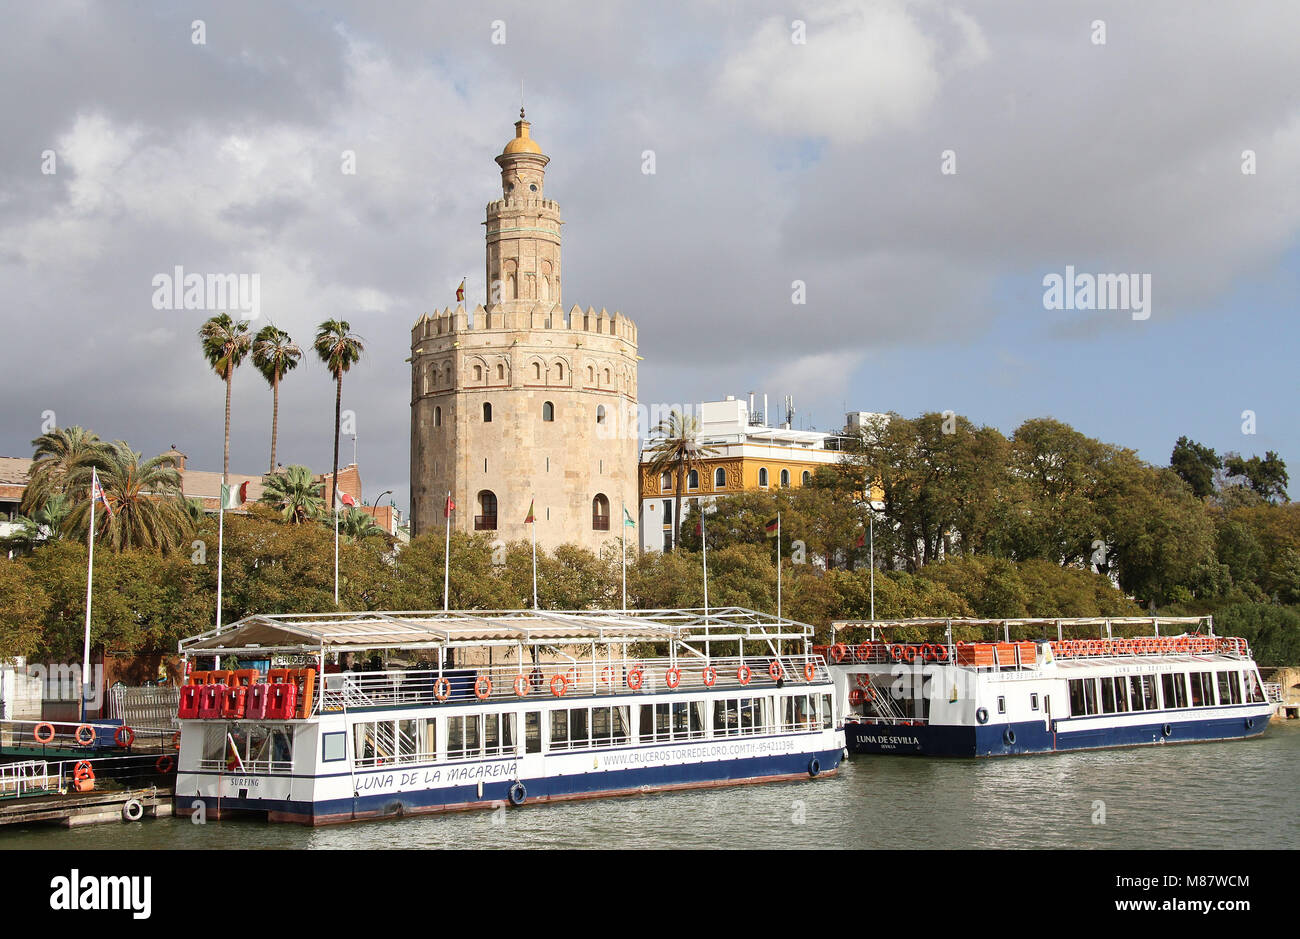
[173,608,844,825]
[818,616,1276,757]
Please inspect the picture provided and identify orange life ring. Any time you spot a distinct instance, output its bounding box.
[853,643,870,663]
[890,645,904,662]
[434,677,451,702]
[830,643,847,663]
[702,666,717,687]
[902,646,918,664]
[171,731,182,750]
[156,755,175,774]
[934,644,950,662]
[856,674,871,689]
[769,660,784,681]
[550,674,569,697]
[75,724,96,747]
[804,662,816,682]
[737,664,752,685]
[73,760,94,781]
[474,675,492,700]
[114,726,135,748]
[513,674,530,697]
[627,666,645,691]
[33,722,55,744]
[849,688,864,706]
[665,667,681,689]
[601,665,614,685]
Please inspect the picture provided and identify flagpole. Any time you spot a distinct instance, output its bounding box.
[216,476,225,630]
[443,490,452,612]
[777,512,782,621]
[869,508,875,621]
[333,497,339,607]
[531,507,538,611]
[620,498,627,615]
[81,472,97,722]
[701,505,708,623]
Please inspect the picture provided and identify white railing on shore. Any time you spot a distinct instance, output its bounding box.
[0,760,56,798]
[319,654,830,712]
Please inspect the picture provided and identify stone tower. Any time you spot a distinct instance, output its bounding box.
[410,111,639,555]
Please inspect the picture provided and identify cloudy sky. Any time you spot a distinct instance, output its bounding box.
[2,0,1297,514]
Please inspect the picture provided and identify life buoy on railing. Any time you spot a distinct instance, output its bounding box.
[513,674,529,697]
[804,662,816,682]
[902,646,918,664]
[474,675,492,701]
[664,667,681,689]
[737,664,752,686]
[627,666,645,691]
[75,724,96,747]
[849,688,865,706]
[830,643,847,663]
[433,677,451,702]
[701,666,717,687]
[890,645,905,662]
[114,726,135,748]
[33,722,55,744]
[856,643,872,663]
[769,660,784,681]
[156,755,175,774]
[921,644,936,662]
[601,665,614,685]
[550,674,570,697]
[934,645,950,663]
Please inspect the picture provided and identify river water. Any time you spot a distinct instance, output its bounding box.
[4,722,1296,850]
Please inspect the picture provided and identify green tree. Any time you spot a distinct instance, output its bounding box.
[20,426,109,515]
[336,506,387,543]
[65,443,194,553]
[198,313,252,480]
[643,409,717,552]
[251,324,302,473]
[259,464,325,523]
[1224,451,1289,503]
[1170,436,1220,499]
[313,320,365,514]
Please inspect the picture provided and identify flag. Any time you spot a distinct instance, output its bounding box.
[221,480,249,510]
[764,517,779,538]
[336,487,357,508]
[524,499,535,524]
[90,468,113,518]
[444,494,456,518]
[695,519,702,536]
[456,279,466,302]
[623,507,635,528]
[855,532,866,548]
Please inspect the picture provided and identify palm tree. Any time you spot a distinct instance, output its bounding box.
[313,320,365,514]
[21,426,109,515]
[644,409,718,551]
[259,464,325,523]
[337,506,385,542]
[0,495,69,556]
[65,443,193,553]
[198,314,252,480]
[251,325,302,473]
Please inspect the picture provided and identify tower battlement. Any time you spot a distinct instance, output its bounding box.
[411,304,637,346]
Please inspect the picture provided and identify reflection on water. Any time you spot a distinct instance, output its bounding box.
[4,723,1296,850]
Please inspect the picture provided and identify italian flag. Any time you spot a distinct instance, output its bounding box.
[221,480,249,510]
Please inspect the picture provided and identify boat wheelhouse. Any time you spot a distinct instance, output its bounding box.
[818,617,1276,757]
[174,608,844,825]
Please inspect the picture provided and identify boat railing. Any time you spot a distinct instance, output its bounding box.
[319,654,830,712]
[0,760,56,799]
[195,758,293,775]
[818,635,1253,669]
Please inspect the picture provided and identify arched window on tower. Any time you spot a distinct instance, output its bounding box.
[435,406,442,427]
[587,365,595,384]
[473,364,483,383]
[483,402,492,423]
[475,491,497,531]
[596,405,606,424]
[497,363,505,381]
[603,368,611,385]
[592,494,610,531]
[542,401,555,422]
[714,467,726,489]
[533,362,542,381]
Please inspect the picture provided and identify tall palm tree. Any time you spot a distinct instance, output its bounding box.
[313,320,365,513]
[198,313,252,480]
[65,443,193,553]
[258,464,325,523]
[21,426,109,515]
[251,324,301,473]
[644,409,718,552]
[337,506,386,542]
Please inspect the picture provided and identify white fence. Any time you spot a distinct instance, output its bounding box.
[109,685,181,731]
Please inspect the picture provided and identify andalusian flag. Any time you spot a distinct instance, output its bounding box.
[524,499,536,524]
[764,517,779,538]
[623,507,635,528]
[221,480,249,510]
[456,279,466,303]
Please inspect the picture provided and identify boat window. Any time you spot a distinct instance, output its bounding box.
[1100,679,1116,714]
[822,694,833,729]
[1030,693,1039,711]
[997,695,1007,715]
[525,711,541,753]
[1111,678,1128,713]
[1216,671,1242,705]
[1246,671,1265,703]
[1161,673,1187,710]
[447,714,482,760]
[570,709,590,749]
[1189,672,1214,707]
[712,697,765,736]
[354,718,435,767]
[550,710,569,748]
[1137,675,1158,711]
[322,731,346,762]
[591,706,631,745]
[484,713,516,756]
[781,694,817,731]
[1068,679,1099,717]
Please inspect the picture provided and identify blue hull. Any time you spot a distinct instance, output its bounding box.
[176,746,845,825]
[845,712,1269,757]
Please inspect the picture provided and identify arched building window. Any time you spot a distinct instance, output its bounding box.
[780,469,790,488]
[473,364,483,382]
[596,405,606,424]
[661,471,672,492]
[592,494,610,530]
[714,467,726,489]
[758,467,769,488]
[687,469,699,490]
[542,401,555,422]
[482,402,492,422]
[475,491,497,530]
[533,362,542,381]
[496,363,505,381]
[435,406,442,427]
[801,470,811,485]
